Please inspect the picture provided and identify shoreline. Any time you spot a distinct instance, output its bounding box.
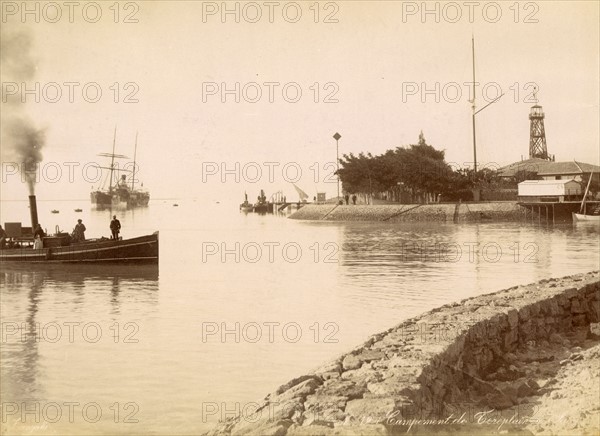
[288,202,575,223]
[206,271,599,435]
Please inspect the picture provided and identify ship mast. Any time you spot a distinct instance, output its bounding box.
[470,36,503,176]
[109,127,117,193]
[132,131,138,191]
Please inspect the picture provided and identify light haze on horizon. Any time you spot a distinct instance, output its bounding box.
[1,1,598,202]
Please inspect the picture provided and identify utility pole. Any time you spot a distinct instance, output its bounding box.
[333,132,341,201]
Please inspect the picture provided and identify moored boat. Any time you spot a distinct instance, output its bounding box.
[253,189,273,214]
[572,212,600,222]
[239,192,254,212]
[573,171,600,223]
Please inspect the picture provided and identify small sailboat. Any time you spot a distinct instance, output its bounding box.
[572,172,600,222]
[51,210,59,214]
[74,208,83,212]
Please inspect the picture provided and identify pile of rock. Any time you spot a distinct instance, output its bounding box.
[205,271,599,435]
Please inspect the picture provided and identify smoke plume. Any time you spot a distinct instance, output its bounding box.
[0,26,46,194]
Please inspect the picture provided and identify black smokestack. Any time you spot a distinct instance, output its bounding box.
[29,195,39,230]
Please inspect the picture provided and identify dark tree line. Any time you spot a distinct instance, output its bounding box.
[337,133,474,203]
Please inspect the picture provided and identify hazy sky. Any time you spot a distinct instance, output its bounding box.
[1,1,598,201]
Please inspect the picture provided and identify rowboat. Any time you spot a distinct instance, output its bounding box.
[572,212,600,222]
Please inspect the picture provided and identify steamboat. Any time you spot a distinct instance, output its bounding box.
[1,195,158,264]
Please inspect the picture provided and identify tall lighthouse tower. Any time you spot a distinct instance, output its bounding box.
[528,87,550,160]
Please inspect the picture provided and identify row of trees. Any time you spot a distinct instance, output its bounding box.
[337,133,599,203]
[336,133,476,203]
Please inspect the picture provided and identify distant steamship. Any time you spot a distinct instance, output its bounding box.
[90,130,150,207]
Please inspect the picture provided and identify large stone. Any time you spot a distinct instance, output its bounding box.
[342,355,362,371]
[507,309,519,328]
[516,379,537,398]
[365,374,417,397]
[344,398,396,420]
[571,298,588,314]
[232,417,293,436]
[315,361,343,376]
[274,375,321,396]
[503,328,518,351]
[320,380,365,400]
[356,350,386,363]
[274,377,322,403]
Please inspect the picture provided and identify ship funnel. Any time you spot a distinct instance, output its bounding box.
[29,195,39,230]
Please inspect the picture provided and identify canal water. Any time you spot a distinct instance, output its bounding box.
[1,199,599,434]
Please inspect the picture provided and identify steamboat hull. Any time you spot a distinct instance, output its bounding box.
[0,233,159,264]
[90,191,113,206]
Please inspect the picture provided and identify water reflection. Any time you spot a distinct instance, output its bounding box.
[0,264,159,407]
[1,208,598,434]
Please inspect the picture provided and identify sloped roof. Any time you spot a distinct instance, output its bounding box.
[537,161,600,175]
[518,179,579,186]
[497,159,600,177]
[497,158,550,177]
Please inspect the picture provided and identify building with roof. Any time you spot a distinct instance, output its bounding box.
[518,179,581,202]
[498,159,600,183]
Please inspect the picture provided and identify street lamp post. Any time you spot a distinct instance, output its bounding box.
[333,132,341,202]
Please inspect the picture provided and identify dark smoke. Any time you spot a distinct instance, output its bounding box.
[0,26,46,194]
[6,118,47,194]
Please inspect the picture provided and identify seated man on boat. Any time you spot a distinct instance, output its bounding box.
[72,219,87,242]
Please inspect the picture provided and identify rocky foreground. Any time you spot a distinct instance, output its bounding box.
[205,272,599,435]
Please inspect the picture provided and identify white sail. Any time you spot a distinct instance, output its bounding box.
[292,184,309,201]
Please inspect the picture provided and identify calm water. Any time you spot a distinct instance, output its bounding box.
[1,199,599,434]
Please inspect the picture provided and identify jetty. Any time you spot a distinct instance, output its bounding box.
[205,271,599,436]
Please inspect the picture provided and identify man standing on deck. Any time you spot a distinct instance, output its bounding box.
[73,219,86,242]
[110,215,121,240]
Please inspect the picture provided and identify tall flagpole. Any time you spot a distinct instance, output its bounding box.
[471,35,477,174]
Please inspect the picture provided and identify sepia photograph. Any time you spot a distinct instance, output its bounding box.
[1,1,599,435]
